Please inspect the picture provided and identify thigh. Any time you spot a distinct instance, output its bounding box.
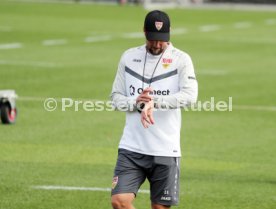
[148,157,180,206]
[111,149,147,196]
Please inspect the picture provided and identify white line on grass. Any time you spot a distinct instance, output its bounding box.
[84,35,112,43]
[199,25,220,32]
[214,37,276,44]
[0,43,22,50]
[265,18,276,25]
[18,96,100,102]
[32,185,150,194]
[233,22,252,29]
[122,32,144,39]
[233,105,276,112]
[42,39,68,46]
[18,97,52,102]
[0,60,61,68]
[122,28,188,39]
[171,28,188,35]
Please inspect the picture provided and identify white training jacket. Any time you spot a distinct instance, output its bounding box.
[110,43,198,157]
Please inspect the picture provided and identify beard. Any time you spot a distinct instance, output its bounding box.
[148,46,165,55]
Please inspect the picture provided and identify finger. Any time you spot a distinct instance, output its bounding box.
[139,95,152,100]
[141,119,148,128]
[142,112,151,124]
[137,98,151,103]
[136,95,152,104]
[137,97,151,102]
[141,112,151,128]
[142,87,153,94]
[148,112,155,124]
[141,115,149,128]
[137,97,152,104]
[145,87,153,91]
[144,117,151,125]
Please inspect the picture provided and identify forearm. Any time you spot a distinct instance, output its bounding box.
[153,85,198,109]
[111,92,137,112]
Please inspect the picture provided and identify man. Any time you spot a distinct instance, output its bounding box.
[110,10,198,209]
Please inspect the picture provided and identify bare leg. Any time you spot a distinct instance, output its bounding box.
[151,203,171,209]
[111,193,136,209]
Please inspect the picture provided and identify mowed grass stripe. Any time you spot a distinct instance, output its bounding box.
[0,17,273,50]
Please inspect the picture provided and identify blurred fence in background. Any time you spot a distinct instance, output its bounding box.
[15,0,276,4]
[11,0,276,10]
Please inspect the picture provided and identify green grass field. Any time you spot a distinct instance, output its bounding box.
[0,1,276,209]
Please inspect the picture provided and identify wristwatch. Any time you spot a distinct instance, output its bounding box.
[137,102,145,113]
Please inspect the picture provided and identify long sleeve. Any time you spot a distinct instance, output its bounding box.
[110,54,137,111]
[153,53,198,109]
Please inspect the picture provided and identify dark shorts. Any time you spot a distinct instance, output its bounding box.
[111,149,180,206]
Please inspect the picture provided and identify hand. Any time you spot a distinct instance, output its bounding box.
[141,100,155,128]
[136,87,153,104]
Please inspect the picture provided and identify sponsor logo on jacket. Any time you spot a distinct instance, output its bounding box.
[129,85,170,96]
[162,58,172,69]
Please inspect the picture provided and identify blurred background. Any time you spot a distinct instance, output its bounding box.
[0,0,275,209]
